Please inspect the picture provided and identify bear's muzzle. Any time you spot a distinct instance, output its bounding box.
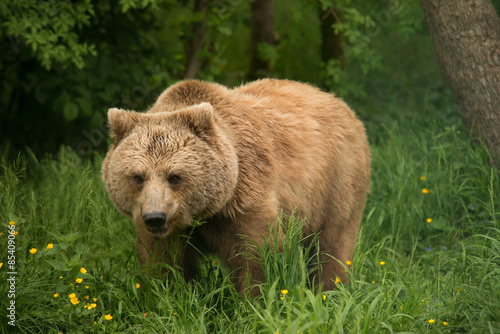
[142,212,167,228]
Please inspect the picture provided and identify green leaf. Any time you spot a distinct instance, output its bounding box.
[63,101,79,121]
[8,213,20,223]
[76,97,92,116]
[191,11,205,22]
[46,259,71,271]
[69,253,81,267]
[452,161,465,170]
[217,26,232,36]
[55,284,69,294]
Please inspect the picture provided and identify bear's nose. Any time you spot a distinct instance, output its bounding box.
[142,212,167,228]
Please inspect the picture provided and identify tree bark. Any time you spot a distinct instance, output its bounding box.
[420,0,500,165]
[247,0,275,80]
[319,7,345,69]
[184,0,210,79]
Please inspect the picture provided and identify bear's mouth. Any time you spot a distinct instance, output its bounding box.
[146,224,170,238]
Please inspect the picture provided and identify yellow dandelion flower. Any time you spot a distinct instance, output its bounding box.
[422,188,429,194]
[85,295,89,300]
[426,218,432,223]
[47,243,54,250]
[280,289,288,295]
[443,321,448,326]
[322,294,326,300]
[0,232,3,235]
[346,260,352,265]
[54,293,59,298]
[0,263,3,269]
[76,278,83,284]
[136,283,141,289]
[80,267,87,274]
[420,176,426,181]
[70,296,80,305]
[428,319,435,324]
[379,261,385,266]
[93,297,97,302]
[91,303,97,309]
[9,221,15,226]
[60,276,63,279]
[85,286,89,289]
[335,277,341,283]
[29,248,37,254]
[69,293,76,299]
[104,314,113,321]
[372,280,375,284]
[14,231,18,236]
[144,313,148,317]
[280,296,284,300]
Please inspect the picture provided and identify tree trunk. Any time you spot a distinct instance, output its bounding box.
[319,7,345,69]
[184,0,210,79]
[247,0,275,80]
[420,0,500,165]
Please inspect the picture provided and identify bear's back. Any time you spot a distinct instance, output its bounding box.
[150,79,370,225]
[233,79,371,227]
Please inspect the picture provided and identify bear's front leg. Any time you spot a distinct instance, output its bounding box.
[136,227,200,281]
[228,248,266,297]
[208,205,279,297]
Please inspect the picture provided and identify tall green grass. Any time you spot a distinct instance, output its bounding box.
[1,114,499,333]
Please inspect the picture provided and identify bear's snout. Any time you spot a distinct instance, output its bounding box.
[142,212,167,228]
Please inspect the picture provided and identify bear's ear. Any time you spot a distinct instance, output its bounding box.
[107,108,140,143]
[183,102,216,138]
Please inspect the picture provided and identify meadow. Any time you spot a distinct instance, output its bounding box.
[1,102,499,334]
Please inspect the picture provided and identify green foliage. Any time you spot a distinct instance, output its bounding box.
[119,0,158,13]
[1,0,97,70]
[0,0,159,69]
[191,0,252,82]
[0,0,182,155]
[319,0,428,98]
[0,0,443,156]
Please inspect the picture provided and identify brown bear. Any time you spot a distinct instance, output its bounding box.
[102,79,371,294]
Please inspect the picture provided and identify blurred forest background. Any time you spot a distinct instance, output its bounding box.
[0,0,499,158]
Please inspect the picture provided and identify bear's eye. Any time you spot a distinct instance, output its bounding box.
[133,174,144,186]
[168,175,181,185]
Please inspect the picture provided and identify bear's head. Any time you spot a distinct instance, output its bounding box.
[102,103,238,239]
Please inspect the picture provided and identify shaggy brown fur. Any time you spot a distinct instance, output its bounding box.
[102,79,371,294]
